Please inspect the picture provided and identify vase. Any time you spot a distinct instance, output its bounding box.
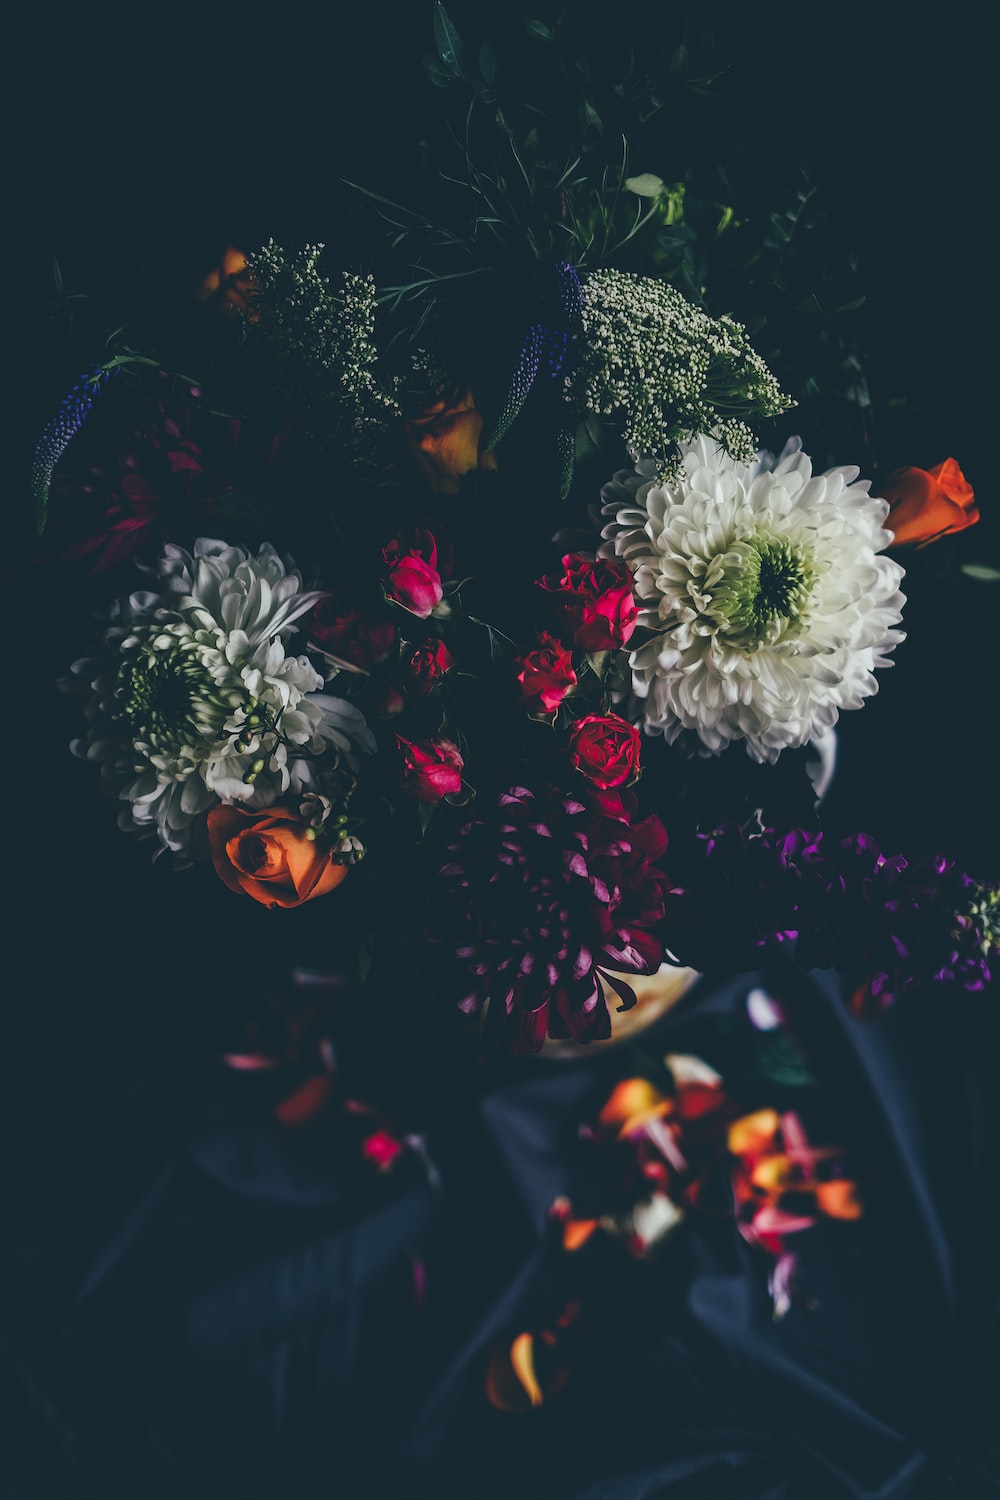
[539,964,701,1059]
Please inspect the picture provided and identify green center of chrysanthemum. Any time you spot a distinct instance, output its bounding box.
[964,882,1000,957]
[704,535,815,649]
[115,637,239,754]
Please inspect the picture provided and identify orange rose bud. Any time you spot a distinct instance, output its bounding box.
[881,457,978,547]
[207,805,350,908]
[404,385,498,494]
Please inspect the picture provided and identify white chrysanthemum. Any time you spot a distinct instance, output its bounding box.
[67,538,375,856]
[600,435,906,763]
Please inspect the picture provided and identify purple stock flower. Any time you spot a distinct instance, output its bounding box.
[671,816,995,1011]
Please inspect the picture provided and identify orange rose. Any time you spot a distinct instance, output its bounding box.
[881,457,978,547]
[403,385,498,494]
[195,244,255,315]
[207,805,350,908]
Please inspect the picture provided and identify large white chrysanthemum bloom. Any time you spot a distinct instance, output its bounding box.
[600,435,906,763]
[67,539,375,856]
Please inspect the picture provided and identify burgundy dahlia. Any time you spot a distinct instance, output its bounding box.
[435,785,672,1054]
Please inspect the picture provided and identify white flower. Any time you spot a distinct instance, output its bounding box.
[66,538,375,858]
[600,435,906,763]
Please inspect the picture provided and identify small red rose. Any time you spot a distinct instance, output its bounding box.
[308,595,396,670]
[569,713,642,789]
[362,1130,405,1170]
[537,554,638,651]
[515,632,578,713]
[403,638,456,694]
[383,528,444,617]
[398,734,464,801]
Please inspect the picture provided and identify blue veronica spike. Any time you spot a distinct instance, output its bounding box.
[486,322,543,450]
[32,364,118,535]
[555,424,576,501]
[486,262,585,478]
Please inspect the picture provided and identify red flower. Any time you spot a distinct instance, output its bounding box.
[436,786,670,1053]
[362,1129,406,1170]
[308,595,396,670]
[403,638,456,694]
[373,682,407,719]
[515,633,578,713]
[49,376,280,573]
[537,554,638,652]
[207,806,351,909]
[569,713,641,789]
[383,528,444,617]
[880,457,978,547]
[398,735,464,801]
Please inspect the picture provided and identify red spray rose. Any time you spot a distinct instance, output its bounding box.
[383,528,444,617]
[880,457,978,547]
[403,638,456,694]
[308,595,396,670]
[515,632,578,713]
[569,714,642,788]
[537,554,638,652]
[398,735,464,801]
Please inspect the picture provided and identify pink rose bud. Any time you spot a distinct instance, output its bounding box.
[397,734,464,801]
[383,528,444,617]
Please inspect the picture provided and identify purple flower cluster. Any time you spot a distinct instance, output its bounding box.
[436,785,672,1053]
[670,818,996,1011]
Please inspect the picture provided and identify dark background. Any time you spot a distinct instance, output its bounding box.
[1,5,997,1499]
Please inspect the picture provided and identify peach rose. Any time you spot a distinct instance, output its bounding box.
[207,805,350,908]
[404,385,497,494]
[881,457,978,547]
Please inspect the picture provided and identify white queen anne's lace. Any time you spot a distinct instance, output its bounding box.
[600,435,906,763]
[66,538,374,857]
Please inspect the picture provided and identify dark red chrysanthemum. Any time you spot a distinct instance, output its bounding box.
[435,784,672,1054]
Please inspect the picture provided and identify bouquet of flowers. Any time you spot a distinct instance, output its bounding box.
[25,4,996,1065]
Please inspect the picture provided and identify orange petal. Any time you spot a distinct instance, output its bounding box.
[599,1077,666,1130]
[510,1333,544,1407]
[562,1217,600,1252]
[728,1108,781,1159]
[815,1179,863,1220]
[750,1153,792,1193]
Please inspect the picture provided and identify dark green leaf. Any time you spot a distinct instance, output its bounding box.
[524,15,554,40]
[836,295,866,312]
[433,1,466,75]
[479,37,497,85]
[467,616,517,663]
[421,51,455,87]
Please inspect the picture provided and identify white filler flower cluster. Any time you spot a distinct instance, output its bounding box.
[244,242,400,460]
[600,435,906,763]
[567,268,792,467]
[66,539,374,857]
